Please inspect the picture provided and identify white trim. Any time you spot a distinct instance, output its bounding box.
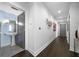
[28,48,36,57]
[67,31,69,44]
[69,45,75,54]
[56,21,59,36]
[56,21,59,37]
[25,11,29,50]
[28,37,56,56]
[25,12,28,50]
[74,49,79,54]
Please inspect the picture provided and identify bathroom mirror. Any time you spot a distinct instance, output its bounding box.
[2,20,17,34]
[8,20,16,33]
[0,22,1,32]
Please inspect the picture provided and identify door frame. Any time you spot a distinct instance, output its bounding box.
[59,23,67,37]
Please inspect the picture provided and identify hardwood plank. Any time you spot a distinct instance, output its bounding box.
[13,37,79,57]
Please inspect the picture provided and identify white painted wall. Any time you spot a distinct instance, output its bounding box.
[10,2,56,56]
[10,2,79,56]
[70,3,79,53]
[28,3,56,56]
[9,2,34,50]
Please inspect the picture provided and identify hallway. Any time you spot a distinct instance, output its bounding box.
[13,37,79,57]
[0,2,79,57]
[37,37,78,57]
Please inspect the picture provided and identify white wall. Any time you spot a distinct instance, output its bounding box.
[70,3,79,53]
[28,3,56,56]
[10,2,56,56]
[10,2,79,56]
[9,2,34,50]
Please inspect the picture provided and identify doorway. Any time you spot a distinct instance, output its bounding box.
[60,23,66,37]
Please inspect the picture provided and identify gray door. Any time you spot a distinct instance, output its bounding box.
[60,24,66,37]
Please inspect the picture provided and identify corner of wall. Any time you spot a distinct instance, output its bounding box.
[28,37,56,57]
[69,46,74,52]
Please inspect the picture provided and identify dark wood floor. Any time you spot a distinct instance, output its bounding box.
[13,37,79,57]
[12,50,33,57]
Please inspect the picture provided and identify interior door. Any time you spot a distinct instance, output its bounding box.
[60,24,66,37]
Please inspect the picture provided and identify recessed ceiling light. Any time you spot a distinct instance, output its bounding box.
[58,10,61,14]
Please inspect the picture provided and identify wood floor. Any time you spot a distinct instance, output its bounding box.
[13,37,79,57]
[12,50,33,57]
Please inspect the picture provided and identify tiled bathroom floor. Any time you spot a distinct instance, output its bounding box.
[0,45,24,57]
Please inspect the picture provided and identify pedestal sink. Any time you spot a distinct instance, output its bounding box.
[3,20,17,46]
[5,32,17,46]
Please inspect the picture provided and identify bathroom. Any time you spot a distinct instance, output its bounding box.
[0,3,25,56]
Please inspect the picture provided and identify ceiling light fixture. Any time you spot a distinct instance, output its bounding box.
[11,6,18,10]
[58,10,61,14]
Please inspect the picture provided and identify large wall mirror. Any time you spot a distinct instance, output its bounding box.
[2,20,17,34]
[0,22,1,32]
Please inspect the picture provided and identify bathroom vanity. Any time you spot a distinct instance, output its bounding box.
[0,10,25,49]
[0,3,25,56]
[0,19,17,47]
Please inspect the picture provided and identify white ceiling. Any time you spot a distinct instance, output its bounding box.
[43,2,71,20]
[0,2,71,20]
[0,2,23,16]
[11,2,71,20]
[9,2,33,11]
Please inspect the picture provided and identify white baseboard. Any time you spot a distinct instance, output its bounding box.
[69,48,79,54]
[28,37,55,57]
[28,48,36,56]
[69,48,74,51]
[75,49,79,54]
